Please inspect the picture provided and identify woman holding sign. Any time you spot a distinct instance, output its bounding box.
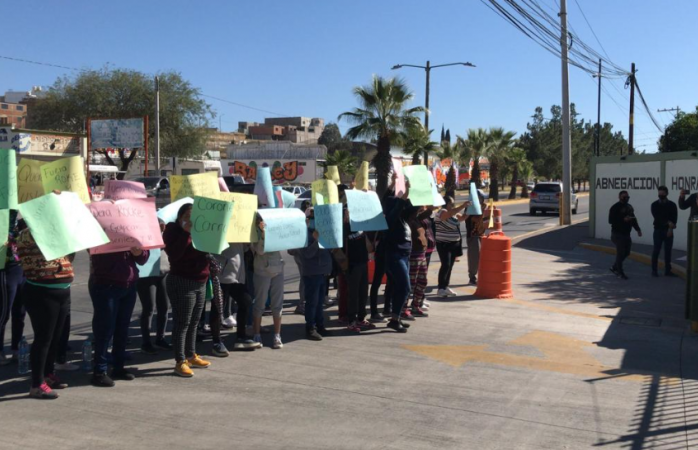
[435,196,470,298]
[163,204,212,378]
[252,218,285,349]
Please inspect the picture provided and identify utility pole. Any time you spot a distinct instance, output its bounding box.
[559,0,572,225]
[424,60,431,167]
[657,107,681,117]
[594,59,602,157]
[155,76,161,175]
[628,63,636,155]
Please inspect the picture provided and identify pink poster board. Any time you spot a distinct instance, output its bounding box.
[88,198,165,254]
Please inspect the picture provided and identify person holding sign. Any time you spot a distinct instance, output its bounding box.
[406,205,435,317]
[17,221,76,399]
[88,242,149,387]
[163,204,212,378]
[251,217,286,349]
[136,245,172,355]
[289,208,333,341]
[342,209,375,332]
[465,193,487,285]
[435,196,470,297]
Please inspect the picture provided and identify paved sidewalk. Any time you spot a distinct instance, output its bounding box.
[1,223,696,449]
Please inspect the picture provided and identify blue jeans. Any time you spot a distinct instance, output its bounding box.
[385,250,411,317]
[652,229,674,274]
[303,275,326,329]
[89,281,138,373]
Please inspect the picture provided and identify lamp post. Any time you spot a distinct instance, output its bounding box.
[391,61,476,167]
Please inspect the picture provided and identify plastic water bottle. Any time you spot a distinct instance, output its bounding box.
[82,338,92,372]
[18,337,29,375]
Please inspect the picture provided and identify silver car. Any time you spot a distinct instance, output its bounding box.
[529,182,577,215]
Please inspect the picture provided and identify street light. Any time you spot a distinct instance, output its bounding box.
[392,61,476,166]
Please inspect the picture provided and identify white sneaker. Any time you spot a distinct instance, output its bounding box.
[272,335,283,349]
[222,315,236,329]
[422,301,431,308]
[55,362,80,371]
[437,289,450,298]
[445,287,458,297]
[324,296,336,306]
[253,334,263,348]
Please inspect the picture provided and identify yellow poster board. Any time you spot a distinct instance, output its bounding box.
[41,156,90,203]
[218,192,259,243]
[354,161,369,190]
[325,166,341,185]
[170,171,219,201]
[17,158,46,204]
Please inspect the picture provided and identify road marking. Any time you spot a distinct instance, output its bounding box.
[404,330,657,382]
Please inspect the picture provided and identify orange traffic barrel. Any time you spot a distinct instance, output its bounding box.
[483,205,503,235]
[474,231,513,299]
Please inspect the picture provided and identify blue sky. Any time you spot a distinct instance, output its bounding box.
[3,0,696,153]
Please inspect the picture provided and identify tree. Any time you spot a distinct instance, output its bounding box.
[445,129,451,144]
[29,67,213,178]
[507,147,528,199]
[440,125,445,143]
[659,106,698,153]
[461,128,490,189]
[435,141,464,197]
[318,123,344,151]
[338,76,424,196]
[486,128,516,201]
[519,160,534,198]
[323,149,358,183]
[402,123,437,165]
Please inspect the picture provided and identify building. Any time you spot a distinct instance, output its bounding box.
[1,87,47,128]
[238,117,325,144]
[0,101,27,127]
[204,128,246,156]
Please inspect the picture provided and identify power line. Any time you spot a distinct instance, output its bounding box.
[0,54,81,72]
[571,0,611,60]
[199,94,288,117]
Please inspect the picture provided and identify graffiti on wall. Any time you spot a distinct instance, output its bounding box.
[229,161,303,182]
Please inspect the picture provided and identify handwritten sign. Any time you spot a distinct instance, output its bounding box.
[88,198,164,254]
[326,166,341,184]
[90,118,144,149]
[257,208,308,253]
[17,158,46,204]
[311,179,338,206]
[403,164,434,206]
[344,189,388,232]
[0,149,18,209]
[157,197,193,224]
[392,158,406,197]
[281,190,296,209]
[253,167,275,207]
[466,182,482,215]
[354,161,369,190]
[137,248,162,277]
[41,156,90,204]
[190,196,234,255]
[218,192,258,243]
[104,180,148,200]
[170,171,219,202]
[429,171,446,207]
[314,203,343,249]
[18,192,110,261]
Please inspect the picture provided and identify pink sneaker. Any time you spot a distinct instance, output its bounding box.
[46,373,68,389]
[30,382,58,400]
[346,322,362,333]
[400,310,416,321]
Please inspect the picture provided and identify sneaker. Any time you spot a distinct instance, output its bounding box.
[399,320,411,329]
[411,307,429,318]
[91,372,115,388]
[324,296,337,306]
[437,288,450,298]
[111,368,136,381]
[140,343,158,355]
[45,373,68,389]
[469,277,477,285]
[400,310,416,321]
[253,334,263,348]
[306,328,323,341]
[317,326,331,337]
[294,306,306,315]
[29,382,58,400]
[222,315,236,329]
[174,361,194,378]
[233,338,256,350]
[357,320,376,330]
[154,338,172,350]
[387,320,407,333]
[422,300,431,308]
[272,335,283,349]
[187,354,211,368]
[346,322,362,333]
[212,343,230,357]
[369,313,387,323]
[55,362,80,372]
[609,266,619,277]
[418,303,429,311]
[445,287,458,297]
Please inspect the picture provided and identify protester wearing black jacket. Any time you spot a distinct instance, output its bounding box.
[608,190,642,279]
[650,186,678,277]
[678,190,698,219]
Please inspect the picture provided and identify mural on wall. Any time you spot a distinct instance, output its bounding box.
[230,161,303,182]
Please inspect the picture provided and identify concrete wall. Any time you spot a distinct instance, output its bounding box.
[591,151,698,251]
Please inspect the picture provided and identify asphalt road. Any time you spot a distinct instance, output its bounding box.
[3,195,590,345]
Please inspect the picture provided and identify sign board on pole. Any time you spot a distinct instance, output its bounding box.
[90,119,144,149]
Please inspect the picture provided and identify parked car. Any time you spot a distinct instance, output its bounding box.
[222,175,246,191]
[134,176,170,209]
[229,183,255,195]
[526,182,535,191]
[529,182,577,215]
[294,189,313,209]
[283,185,307,196]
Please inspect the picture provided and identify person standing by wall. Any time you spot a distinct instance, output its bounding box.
[650,186,678,277]
[608,190,642,280]
[679,188,698,219]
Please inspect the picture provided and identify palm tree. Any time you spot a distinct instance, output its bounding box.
[486,127,516,201]
[460,128,489,188]
[338,76,424,196]
[519,161,534,198]
[323,149,358,183]
[507,147,528,199]
[401,123,437,165]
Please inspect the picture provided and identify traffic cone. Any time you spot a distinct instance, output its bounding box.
[474,231,513,299]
